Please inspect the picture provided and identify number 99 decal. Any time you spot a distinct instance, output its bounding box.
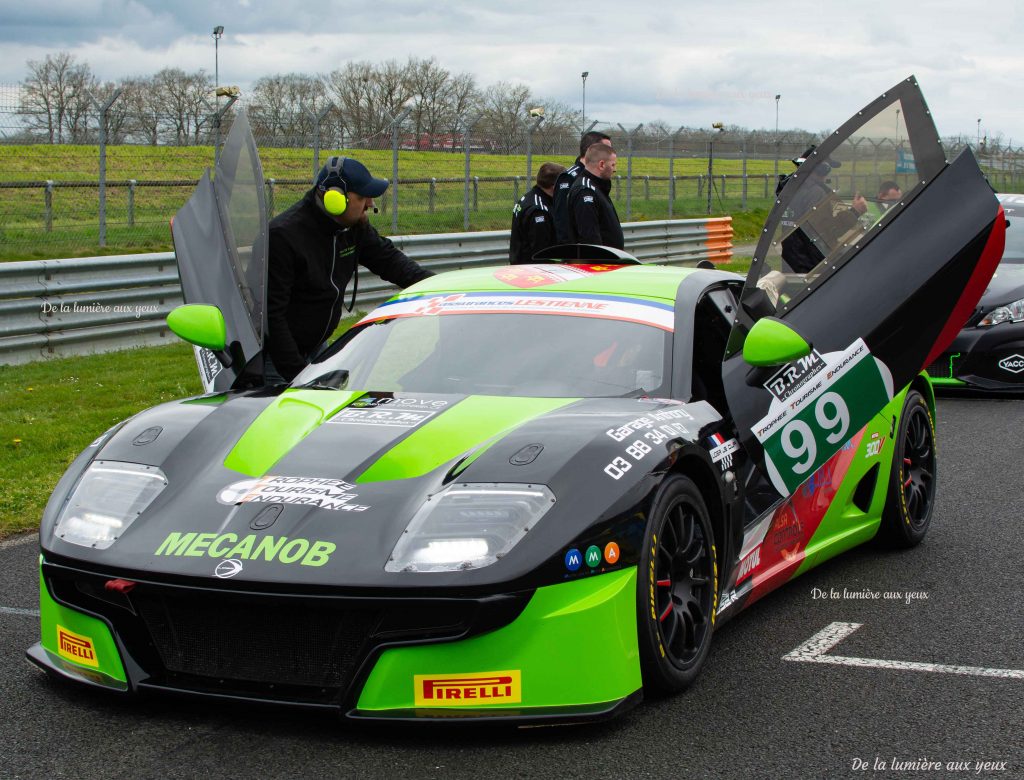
[780,392,850,475]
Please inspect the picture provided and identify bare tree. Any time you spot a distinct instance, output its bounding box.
[90,80,133,144]
[406,57,450,145]
[150,67,213,145]
[249,73,329,147]
[443,72,479,143]
[20,51,95,143]
[324,61,377,145]
[479,81,531,154]
[531,99,581,155]
[122,76,163,145]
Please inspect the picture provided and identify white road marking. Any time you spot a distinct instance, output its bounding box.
[0,606,39,617]
[784,622,1024,680]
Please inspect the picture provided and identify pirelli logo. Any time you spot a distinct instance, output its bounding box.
[414,670,522,706]
[56,625,99,668]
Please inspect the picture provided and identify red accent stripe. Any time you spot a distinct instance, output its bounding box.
[656,579,672,587]
[923,205,1006,368]
[659,603,673,622]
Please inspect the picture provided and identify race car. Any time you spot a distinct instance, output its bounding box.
[27,77,1005,723]
[926,193,1024,392]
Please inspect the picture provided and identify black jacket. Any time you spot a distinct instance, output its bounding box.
[509,186,556,264]
[567,169,624,249]
[551,158,583,244]
[267,189,432,380]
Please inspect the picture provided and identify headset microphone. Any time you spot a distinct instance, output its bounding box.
[373,207,379,214]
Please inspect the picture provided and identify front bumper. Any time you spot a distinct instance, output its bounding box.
[27,558,642,723]
[926,322,1024,392]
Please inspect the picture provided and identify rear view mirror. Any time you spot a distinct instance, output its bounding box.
[167,304,228,353]
[743,317,812,367]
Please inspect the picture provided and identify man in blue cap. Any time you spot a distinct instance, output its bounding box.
[265,156,433,382]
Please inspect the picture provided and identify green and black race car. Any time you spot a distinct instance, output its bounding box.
[27,77,1004,723]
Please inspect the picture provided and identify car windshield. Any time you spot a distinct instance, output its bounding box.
[292,311,673,398]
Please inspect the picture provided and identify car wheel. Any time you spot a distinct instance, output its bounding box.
[637,474,718,694]
[879,389,936,548]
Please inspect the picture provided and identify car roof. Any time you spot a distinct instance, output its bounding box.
[998,193,1024,218]
[401,263,715,303]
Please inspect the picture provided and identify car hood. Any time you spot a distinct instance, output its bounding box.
[42,389,722,590]
[978,262,1024,311]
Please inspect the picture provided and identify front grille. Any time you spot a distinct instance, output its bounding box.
[133,591,380,689]
[44,562,532,706]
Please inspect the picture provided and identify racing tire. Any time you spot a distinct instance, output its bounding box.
[878,389,936,548]
[637,474,718,694]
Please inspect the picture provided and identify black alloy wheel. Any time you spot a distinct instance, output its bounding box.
[637,475,717,693]
[879,389,936,548]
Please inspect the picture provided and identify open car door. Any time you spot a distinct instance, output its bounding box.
[722,76,1005,496]
[171,110,268,392]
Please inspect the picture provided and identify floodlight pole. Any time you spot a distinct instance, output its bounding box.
[774,93,781,179]
[581,71,589,130]
[525,114,544,180]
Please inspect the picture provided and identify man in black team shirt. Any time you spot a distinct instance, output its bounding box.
[551,131,613,243]
[509,162,566,263]
[265,156,433,383]
[567,143,623,249]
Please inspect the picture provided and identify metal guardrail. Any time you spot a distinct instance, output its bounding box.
[0,217,733,366]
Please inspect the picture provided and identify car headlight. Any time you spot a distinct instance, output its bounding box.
[979,297,1024,326]
[386,483,555,573]
[54,461,167,549]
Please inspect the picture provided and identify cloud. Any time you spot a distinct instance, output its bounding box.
[0,0,1019,140]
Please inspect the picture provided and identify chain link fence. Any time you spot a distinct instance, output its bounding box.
[3,83,1022,261]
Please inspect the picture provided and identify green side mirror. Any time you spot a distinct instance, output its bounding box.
[167,304,227,351]
[743,317,812,367]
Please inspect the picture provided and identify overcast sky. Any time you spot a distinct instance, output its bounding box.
[1,0,1020,143]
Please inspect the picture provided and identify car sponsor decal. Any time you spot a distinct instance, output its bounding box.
[602,407,696,480]
[155,531,336,567]
[214,559,243,578]
[193,346,223,394]
[751,339,893,495]
[328,408,436,428]
[707,433,739,470]
[414,671,522,706]
[736,430,865,604]
[328,395,449,429]
[57,625,99,668]
[865,432,886,458]
[763,350,826,402]
[736,547,760,584]
[217,476,369,512]
[998,354,1024,374]
[492,263,621,289]
[357,291,675,331]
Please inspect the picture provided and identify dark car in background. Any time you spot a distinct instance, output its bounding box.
[928,194,1024,391]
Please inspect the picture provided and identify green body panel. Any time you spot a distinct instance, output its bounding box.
[930,377,966,388]
[224,389,361,476]
[355,568,641,712]
[397,263,699,304]
[795,387,908,576]
[742,317,812,366]
[38,564,127,686]
[357,395,576,483]
[182,393,228,406]
[166,304,227,351]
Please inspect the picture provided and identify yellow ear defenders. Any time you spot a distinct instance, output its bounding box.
[323,186,348,215]
[319,156,350,216]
